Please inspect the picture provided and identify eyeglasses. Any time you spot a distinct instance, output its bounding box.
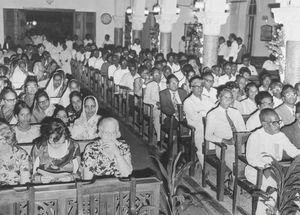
[5,98,16,103]
[192,85,203,89]
[264,120,282,126]
[285,92,297,98]
[204,79,214,83]
[38,99,49,105]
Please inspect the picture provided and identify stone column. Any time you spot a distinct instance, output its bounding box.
[114,0,126,46]
[272,7,300,84]
[114,16,124,46]
[131,0,146,42]
[194,0,229,68]
[156,0,179,56]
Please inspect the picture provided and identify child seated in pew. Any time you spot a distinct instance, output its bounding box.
[31,117,80,183]
[82,117,133,179]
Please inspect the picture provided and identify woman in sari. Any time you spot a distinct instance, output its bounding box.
[13,100,40,143]
[31,117,80,183]
[0,87,18,123]
[70,95,101,140]
[58,79,80,107]
[53,105,70,126]
[19,76,38,108]
[0,119,31,185]
[45,70,65,98]
[10,59,33,89]
[66,91,82,123]
[32,90,56,123]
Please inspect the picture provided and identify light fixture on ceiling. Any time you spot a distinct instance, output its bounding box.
[176,5,181,15]
[32,21,37,26]
[144,8,149,16]
[194,0,205,12]
[126,6,133,15]
[225,0,230,13]
[153,1,161,14]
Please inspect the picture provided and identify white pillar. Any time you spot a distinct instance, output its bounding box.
[114,0,126,46]
[156,0,179,56]
[194,0,229,68]
[272,6,300,84]
[131,0,146,41]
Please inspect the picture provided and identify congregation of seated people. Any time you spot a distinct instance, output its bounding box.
[1,31,300,214]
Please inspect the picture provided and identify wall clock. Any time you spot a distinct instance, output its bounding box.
[101,13,112,25]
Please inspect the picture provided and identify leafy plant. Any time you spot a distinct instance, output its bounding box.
[255,155,300,215]
[150,151,208,215]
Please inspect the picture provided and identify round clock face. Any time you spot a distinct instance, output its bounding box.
[101,13,112,25]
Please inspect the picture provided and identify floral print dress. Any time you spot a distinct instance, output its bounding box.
[0,146,31,185]
[83,140,131,177]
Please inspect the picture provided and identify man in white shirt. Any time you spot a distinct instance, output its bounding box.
[237,54,258,76]
[159,65,172,91]
[144,68,161,142]
[131,39,141,55]
[217,36,226,65]
[246,91,274,131]
[270,82,283,108]
[205,88,246,171]
[113,58,129,86]
[184,76,215,165]
[245,108,300,214]
[228,33,239,63]
[202,72,218,104]
[119,60,140,92]
[107,55,120,78]
[102,34,113,48]
[167,53,181,73]
[218,63,235,86]
[275,84,297,126]
[240,82,258,115]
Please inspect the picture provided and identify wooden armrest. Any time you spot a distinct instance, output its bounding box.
[210,141,227,150]
[143,103,154,109]
[180,121,195,132]
[278,160,292,167]
[238,155,265,172]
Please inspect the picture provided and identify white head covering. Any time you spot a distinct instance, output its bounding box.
[70,95,101,140]
[45,70,64,97]
[58,79,80,107]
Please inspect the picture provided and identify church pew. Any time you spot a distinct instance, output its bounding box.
[0,177,161,215]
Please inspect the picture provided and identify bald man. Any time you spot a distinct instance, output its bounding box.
[245,108,300,214]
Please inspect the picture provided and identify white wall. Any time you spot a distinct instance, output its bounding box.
[0,0,115,47]
[220,0,276,57]
[171,0,195,52]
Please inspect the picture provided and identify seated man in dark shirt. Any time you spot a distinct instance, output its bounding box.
[281,102,300,149]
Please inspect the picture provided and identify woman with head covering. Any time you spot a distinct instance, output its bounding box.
[82,117,132,179]
[66,91,82,123]
[45,70,65,98]
[31,117,80,183]
[32,90,56,123]
[10,59,33,89]
[13,100,40,143]
[52,105,70,126]
[19,76,39,109]
[58,79,80,107]
[0,119,31,185]
[70,95,101,140]
[0,87,18,124]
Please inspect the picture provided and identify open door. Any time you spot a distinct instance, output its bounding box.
[74,12,96,41]
[3,9,26,45]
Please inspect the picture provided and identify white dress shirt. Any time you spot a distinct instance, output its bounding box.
[245,128,300,188]
[205,106,246,143]
[167,62,181,73]
[237,64,258,76]
[113,68,130,86]
[218,42,227,56]
[218,75,235,86]
[240,98,257,115]
[108,65,119,78]
[202,87,218,104]
[229,40,239,62]
[246,110,261,131]
[273,96,283,108]
[144,81,160,105]
[119,72,140,91]
[184,94,215,120]
[169,90,182,105]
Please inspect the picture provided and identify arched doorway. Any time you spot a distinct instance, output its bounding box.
[247,0,256,55]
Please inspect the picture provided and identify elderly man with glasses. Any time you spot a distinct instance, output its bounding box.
[245,108,300,214]
[275,84,297,126]
[183,76,215,165]
[202,72,217,104]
